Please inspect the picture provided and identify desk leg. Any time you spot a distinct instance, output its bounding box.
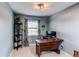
[38,49,41,57]
[36,45,41,57]
[55,49,60,54]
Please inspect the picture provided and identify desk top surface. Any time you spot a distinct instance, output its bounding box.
[36,38,60,43]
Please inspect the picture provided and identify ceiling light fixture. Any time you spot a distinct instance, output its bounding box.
[33,3,48,10]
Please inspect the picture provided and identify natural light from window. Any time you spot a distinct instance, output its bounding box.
[27,20,38,36]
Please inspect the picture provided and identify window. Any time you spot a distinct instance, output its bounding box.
[27,20,38,36]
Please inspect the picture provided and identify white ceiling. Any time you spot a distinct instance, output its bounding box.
[8,2,77,16]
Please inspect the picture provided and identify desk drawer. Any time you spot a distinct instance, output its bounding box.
[40,42,58,46]
[40,43,49,46]
[41,46,51,51]
[49,41,58,45]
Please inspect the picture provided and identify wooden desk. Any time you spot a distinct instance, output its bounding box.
[74,49,79,57]
[36,38,61,56]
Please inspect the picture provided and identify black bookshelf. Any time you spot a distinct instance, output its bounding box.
[14,17,23,50]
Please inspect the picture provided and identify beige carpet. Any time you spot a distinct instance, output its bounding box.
[10,44,72,57]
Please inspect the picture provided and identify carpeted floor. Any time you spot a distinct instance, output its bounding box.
[10,44,72,57]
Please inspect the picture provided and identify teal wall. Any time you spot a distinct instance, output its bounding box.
[0,3,13,56]
[49,3,79,55]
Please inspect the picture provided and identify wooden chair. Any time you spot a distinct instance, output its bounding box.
[74,49,79,57]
